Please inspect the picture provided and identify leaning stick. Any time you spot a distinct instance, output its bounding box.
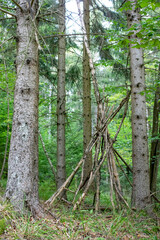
[45,157,84,205]
[113,148,133,173]
[45,94,130,205]
[73,151,108,211]
[114,152,133,187]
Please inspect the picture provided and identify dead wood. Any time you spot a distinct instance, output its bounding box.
[45,0,131,211]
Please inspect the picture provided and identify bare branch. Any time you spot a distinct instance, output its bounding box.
[0,5,16,10]
[0,17,15,20]
[0,7,16,17]
[11,0,23,12]
[31,0,36,6]
[0,36,14,48]
[43,33,108,38]
[39,131,57,181]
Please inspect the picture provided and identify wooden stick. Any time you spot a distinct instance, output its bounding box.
[73,150,108,211]
[112,94,130,143]
[114,152,133,187]
[45,157,84,205]
[108,157,115,210]
[113,148,133,173]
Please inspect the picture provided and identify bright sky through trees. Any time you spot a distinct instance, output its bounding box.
[66,0,113,32]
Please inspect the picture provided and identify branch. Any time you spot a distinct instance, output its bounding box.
[39,131,57,181]
[0,87,12,96]
[45,158,84,205]
[0,36,14,48]
[31,0,36,6]
[0,7,16,17]
[0,17,15,20]
[43,33,108,38]
[113,148,133,173]
[0,5,16,10]
[39,10,59,17]
[11,0,23,11]
[93,0,124,22]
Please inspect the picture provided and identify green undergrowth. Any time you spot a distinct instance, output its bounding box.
[0,196,159,240]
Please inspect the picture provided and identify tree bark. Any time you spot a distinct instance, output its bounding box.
[150,66,160,196]
[5,0,43,216]
[57,0,66,197]
[82,0,92,187]
[127,0,151,209]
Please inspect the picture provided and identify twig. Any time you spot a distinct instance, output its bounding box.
[118,0,127,9]
[38,131,57,181]
[43,33,108,38]
[113,148,133,173]
[151,192,160,203]
[112,93,130,143]
[0,7,16,17]
[0,36,14,48]
[114,152,133,187]
[11,0,23,11]
[0,5,16,10]
[31,0,36,6]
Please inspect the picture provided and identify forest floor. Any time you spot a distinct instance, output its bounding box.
[0,200,159,239]
[0,186,159,240]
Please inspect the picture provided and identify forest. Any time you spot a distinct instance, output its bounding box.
[0,0,160,239]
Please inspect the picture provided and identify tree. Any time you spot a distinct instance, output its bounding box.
[82,0,92,186]
[4,0,43,216]
[56,0,66,196]
[150,65,160,196]
[127,0,151,210]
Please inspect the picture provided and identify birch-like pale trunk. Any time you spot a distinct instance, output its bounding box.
[127,0,151,209]
[57,0,66,195]
[82,0,92,186]
[5,0,43,216]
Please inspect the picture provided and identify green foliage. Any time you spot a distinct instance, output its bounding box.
[0,218,7,235]
[39,180,56,201]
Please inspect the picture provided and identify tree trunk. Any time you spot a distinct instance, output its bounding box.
[5,0,43,216]
[82,0,92,186]
[127,0,151,209]
[150,66,160,196]
[57,0,66,197]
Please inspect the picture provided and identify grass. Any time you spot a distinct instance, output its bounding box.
[0,182,159,239]
[0,199,159,240]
